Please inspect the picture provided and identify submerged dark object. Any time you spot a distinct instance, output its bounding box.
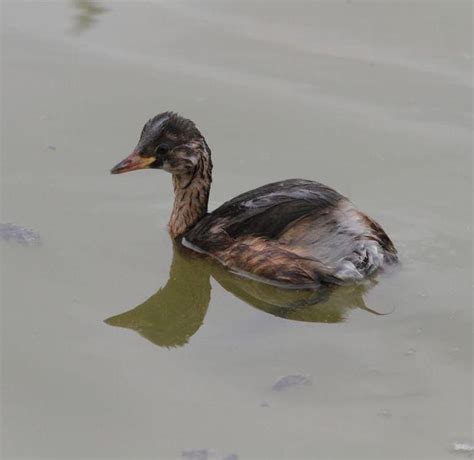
[272,374,311,392]
[0,223,41,245]
[111,112,397,287]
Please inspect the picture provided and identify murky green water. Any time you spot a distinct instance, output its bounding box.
[2,1,472,459]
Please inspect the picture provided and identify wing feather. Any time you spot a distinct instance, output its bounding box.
[186,179,345,250]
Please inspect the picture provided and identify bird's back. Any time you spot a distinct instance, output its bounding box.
[184,179,397,287]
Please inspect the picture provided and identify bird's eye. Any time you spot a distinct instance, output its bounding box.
[154,144,169,155]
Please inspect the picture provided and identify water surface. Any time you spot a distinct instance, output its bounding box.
[2,1,472,459]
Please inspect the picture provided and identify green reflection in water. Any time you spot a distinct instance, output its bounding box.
[71,0,107,34]
[105,245,385,348]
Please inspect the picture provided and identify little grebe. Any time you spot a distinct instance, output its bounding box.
[111,112,398,288]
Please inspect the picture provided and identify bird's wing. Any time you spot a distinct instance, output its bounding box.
[185,179,346,250]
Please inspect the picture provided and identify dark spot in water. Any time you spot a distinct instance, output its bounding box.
[272,374,311,392]
[182,449,213,460]
[0,223,41,245]
[72,0,108,35]
[47,145,56,151]
[182,449,238,460]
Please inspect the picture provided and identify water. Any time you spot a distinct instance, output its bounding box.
[2,1,472,459]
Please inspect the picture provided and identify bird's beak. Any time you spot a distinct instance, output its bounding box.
[110,150,155,174]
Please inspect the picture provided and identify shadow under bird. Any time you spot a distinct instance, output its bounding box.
[111,112,398,288]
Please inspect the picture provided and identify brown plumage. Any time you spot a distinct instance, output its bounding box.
[111,112,398,288]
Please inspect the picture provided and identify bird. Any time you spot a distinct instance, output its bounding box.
[111,112,398,288]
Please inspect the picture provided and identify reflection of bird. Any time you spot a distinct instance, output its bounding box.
[72,0,107,34]
[105,245,389,348]
[105,246,211,348]
[111,112,397,288]
[211,265,385,323]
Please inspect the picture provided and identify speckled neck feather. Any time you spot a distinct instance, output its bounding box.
[168,141,212,238]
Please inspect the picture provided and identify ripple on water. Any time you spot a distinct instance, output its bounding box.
[452,442,474,456]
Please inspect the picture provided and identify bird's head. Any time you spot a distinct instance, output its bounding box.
[110,112,208,176]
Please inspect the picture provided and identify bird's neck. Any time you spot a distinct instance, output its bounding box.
[169,144,212,239]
